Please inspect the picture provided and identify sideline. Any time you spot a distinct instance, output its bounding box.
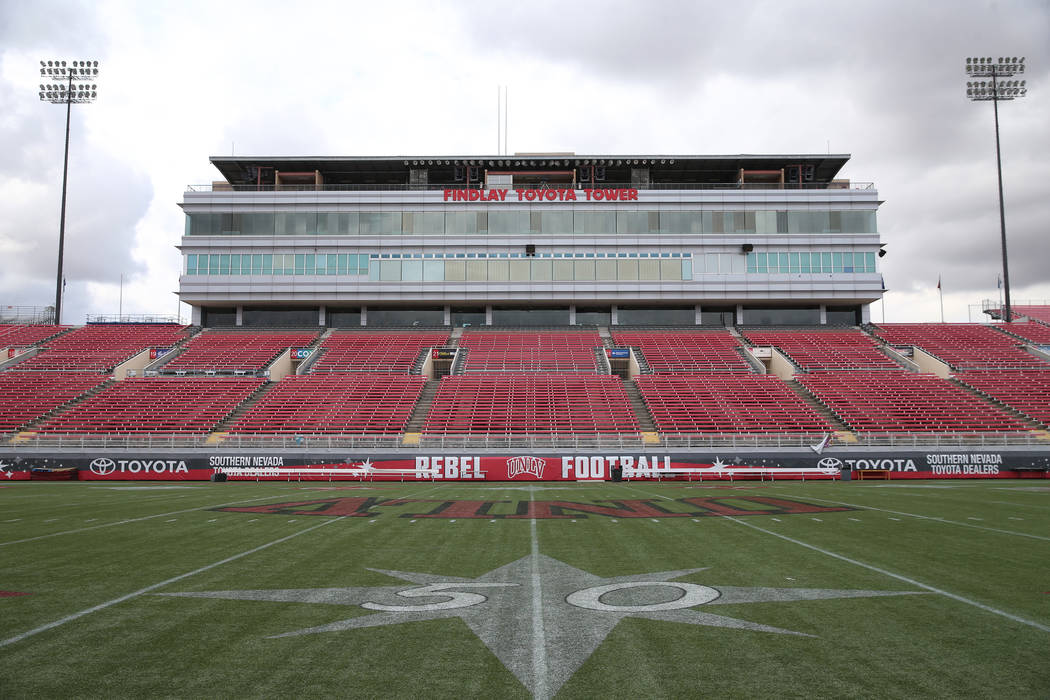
[0,516,345,649]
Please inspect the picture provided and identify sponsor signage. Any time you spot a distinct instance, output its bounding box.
[4,451,1046,482]
[149,348,171,360]
[292,348,312,360]
[431,348,457,359]
[443,188,639,203]
[606,348,630,359]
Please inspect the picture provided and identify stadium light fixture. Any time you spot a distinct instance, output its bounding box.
[965,56,1026,322]
[38,58,100,324]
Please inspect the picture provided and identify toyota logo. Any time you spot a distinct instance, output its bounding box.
[817,457,843,469]
[89,458,117,476]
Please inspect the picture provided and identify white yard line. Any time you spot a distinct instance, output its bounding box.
[0,493,310,548]
[763,489,1050,543]
[724,516,1050,634]
[0,516,345,649]
[529,486,550,700]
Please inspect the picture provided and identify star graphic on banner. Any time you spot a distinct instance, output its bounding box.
[0,461,13,478]
[712,457,728,469]
[159,556,924,699]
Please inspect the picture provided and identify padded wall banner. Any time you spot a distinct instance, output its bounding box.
[0,450,1047,481]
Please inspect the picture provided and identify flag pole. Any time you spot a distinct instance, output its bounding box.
[938,276,944,323]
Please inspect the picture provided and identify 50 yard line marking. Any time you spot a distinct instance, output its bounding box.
[0,516,346,649]
[529,485,550,700]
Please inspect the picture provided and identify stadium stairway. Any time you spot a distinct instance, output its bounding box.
[212,382,279,432]
[946,377,1047,430]
[598,326,614,347]
[623,379,658,432]
[632,347,652,374]
[784,378,854,434]
[403,379,440,433]
[16,378,115,433]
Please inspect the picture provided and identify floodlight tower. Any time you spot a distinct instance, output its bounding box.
[39,59,99,325]
[965,56,1026,322]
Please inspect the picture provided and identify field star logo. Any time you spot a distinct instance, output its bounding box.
[159,556,922,698]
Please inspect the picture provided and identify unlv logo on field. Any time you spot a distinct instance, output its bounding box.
[507,456,545,479]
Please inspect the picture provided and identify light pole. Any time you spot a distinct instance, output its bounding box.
[965,56,1026,323]
[39,59,99,325]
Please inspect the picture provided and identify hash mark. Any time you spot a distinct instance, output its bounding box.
[166,519,177,523]
[409,520,417,523]
[4,519,21,523]
[207,519,217,523]
[967,517,983,521]
[651,519,659,523]
[771,518,782,522]
[449,520,456,523]
[811,518,823,522]
[889,517,901,521]
[848,517,862,522]
[1009,517,1024,521]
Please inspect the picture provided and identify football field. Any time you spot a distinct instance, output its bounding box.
[1,479,1048,698]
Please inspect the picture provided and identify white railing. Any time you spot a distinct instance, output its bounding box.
[2,431,1044,451]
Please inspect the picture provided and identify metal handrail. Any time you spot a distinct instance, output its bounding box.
[2,430,1043,451]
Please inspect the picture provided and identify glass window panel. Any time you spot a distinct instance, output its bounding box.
[638,259,660,280]
[207,255,219,274]
[360,212,401,235]
[217,254,230,274]
[445,211,480,234]
[755,211,777,234]
[779,253,790,272]
[400,259,422,281]
[822,252,832,271]
[682,259,692,280]
[660,259,680,280]
[766,253,778,273]
[574,260,595,280]
[404,212,443,234]
[261,255,272,274]
[553,260,574,281]
[617,259,638,280]
[509,260,530,281]
[617,307,694,325]
[616,211,652,234]
[832,252,843,272]
[423,260,444,281]
[186,254,197,275]
[231,255,242,274]
[368,259,380,281]
[538,211,573,234]
[444,260,465,281]
[660,212,702,235]
[293,254,304,275]
[531,259,552,281]
[746,253,757,273]
[574,211,616,234]
[865,252,876,272]
[741,307,820,325]
[489,210,530,234]
[596,259,617,280]
[466,260,487,281]
[380,260,401,281]
[491,307,570,326]
[776,210,789,233]
[487,260,509,281]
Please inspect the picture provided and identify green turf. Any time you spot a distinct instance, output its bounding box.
[1,480,1048,698]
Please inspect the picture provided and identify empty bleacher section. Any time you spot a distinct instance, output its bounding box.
[611,331,751,373]
[34,378,262,433]
[797,370,1029,432]
[14,324,191,373]
[309,332,449,374]
[955,370,1050,426]
[226,375,426,434]
[161,330,319,375]
[422,375,639,434]
[998,322,1050,345]
[636,374,834,433]
[0,324,69,348]
[1011,305,1050,324]
[0,372,109,432]
[457,331,602,373]
[870,323,1045,370]
[741,329,897,370]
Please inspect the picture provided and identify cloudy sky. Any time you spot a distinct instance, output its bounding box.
[0,0,1047,324]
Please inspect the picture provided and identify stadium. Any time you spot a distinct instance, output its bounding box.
[2,152,1048,697]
